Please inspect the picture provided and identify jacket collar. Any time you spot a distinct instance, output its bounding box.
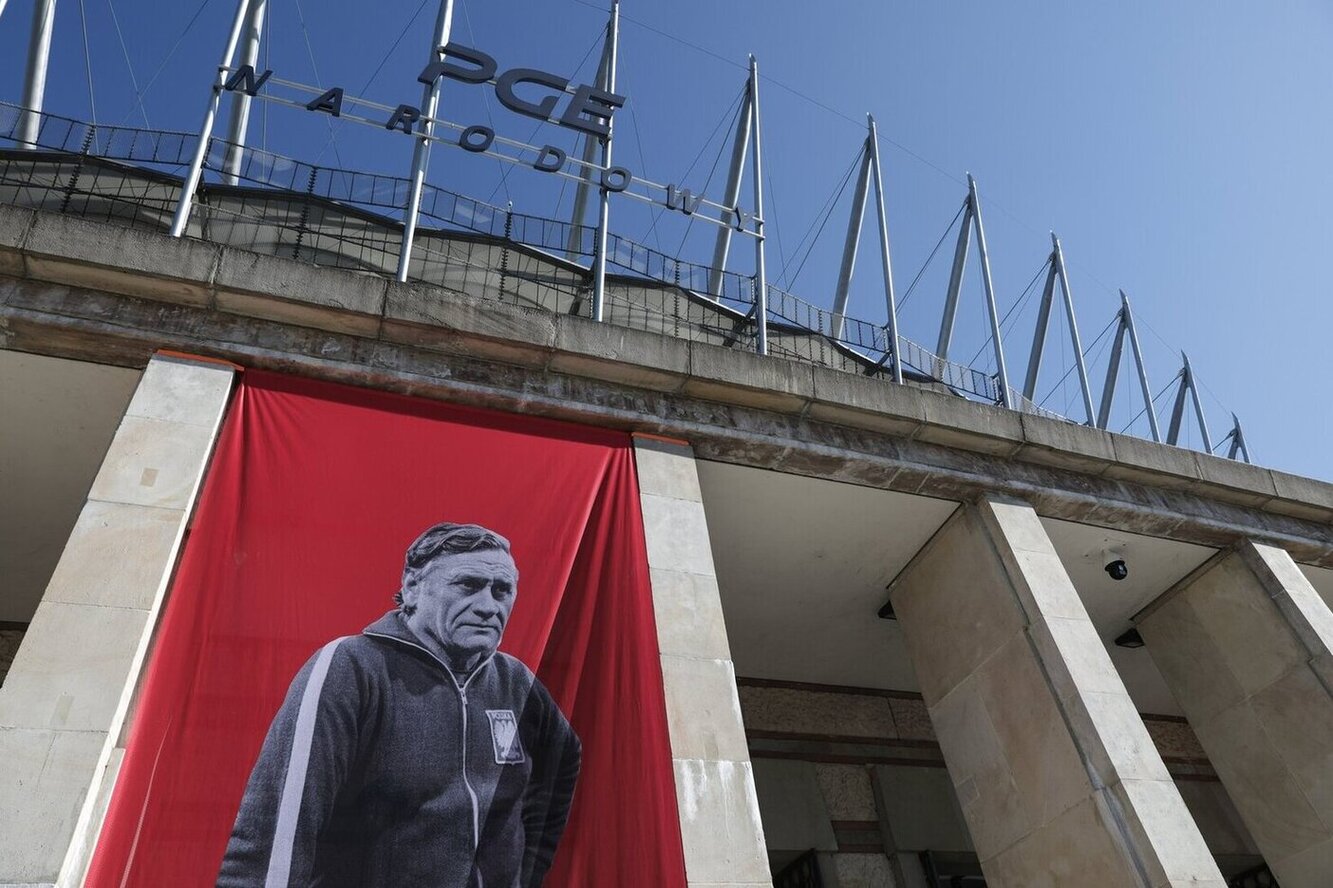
[363,610,495,690]
[363,610,420,645]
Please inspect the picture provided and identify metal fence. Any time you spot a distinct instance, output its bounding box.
[773,850,823,888]
[0,102,1083,421]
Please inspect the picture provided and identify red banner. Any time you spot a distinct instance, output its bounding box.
[87,370,686,887]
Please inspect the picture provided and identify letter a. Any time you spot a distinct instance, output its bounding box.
[306,87,344,117]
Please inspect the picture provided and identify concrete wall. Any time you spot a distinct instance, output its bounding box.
[0,351,142,626]
[738,678,1259,884]
[0,353,235,888]
[3,201,1331,887]
[634,435,773,888]
[1140,542,1333,887]
[888,498,1226,887]
[3,205,1332,573]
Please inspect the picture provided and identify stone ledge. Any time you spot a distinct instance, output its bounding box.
[915,395,1024,457]
[1016,414,1116,474]
[550,315,689,392]
[0,206,34,280]
[685,342,816,414]
[23,211,219,308]
[1,204,1329,522]
[8,284,1333,566]
[1193,451,1279,509]
[8,285,1333,567]
[807,366,925,438]
[215,248,385,336]
[1105,435,1201,490]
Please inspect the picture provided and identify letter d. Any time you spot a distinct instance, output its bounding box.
[534,145,565,173]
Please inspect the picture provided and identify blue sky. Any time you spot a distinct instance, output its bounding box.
[2,1,1330,480]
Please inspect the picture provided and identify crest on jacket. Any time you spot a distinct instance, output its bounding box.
[486,709,526,764]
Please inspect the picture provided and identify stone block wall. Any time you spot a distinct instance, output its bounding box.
[0,354,236,888]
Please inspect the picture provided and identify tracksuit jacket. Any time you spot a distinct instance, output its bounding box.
[217,611,581,888]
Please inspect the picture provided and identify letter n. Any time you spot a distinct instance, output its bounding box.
[306,87,344,117]
[223,65,273,97]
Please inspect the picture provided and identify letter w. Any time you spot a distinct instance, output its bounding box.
[224,65,273,97]
[666,185,703,216]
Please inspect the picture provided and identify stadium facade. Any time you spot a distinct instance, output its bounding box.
[2,6,1333,887]
[3,160,1333,887]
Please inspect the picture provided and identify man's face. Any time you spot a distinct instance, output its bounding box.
[402,548,518,672]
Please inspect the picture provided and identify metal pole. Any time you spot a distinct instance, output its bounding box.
[748,54,769,355]
[1052,234,1097,424]
[830,142,871,340]
[169,0,255,238]
[589,0,620,321]
[1096,311,1127,430]
[566,36,612,260]
[1167,365,1189,445]
[867,115,902,383]
[968,174,1013,408]
[395,0,456,282]
[1183,353,1213,451]
[222,0,267,184]
[936,197,972,360]
[1022,258,1058,401]
[1121,291,1161,442]
[1227,414,1250,463]
[17,0,58,149]
[707,85,753,295]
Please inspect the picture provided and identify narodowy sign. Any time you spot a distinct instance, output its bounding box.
[222,42,756,232]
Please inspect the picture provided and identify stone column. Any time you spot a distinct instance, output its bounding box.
[1138,541,1333,887]
[887,497,1225,888]
[0,353,236,888]
[633,434,773,888]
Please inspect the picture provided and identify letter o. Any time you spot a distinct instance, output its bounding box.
[460,125,495,153]
[600,166,632,193]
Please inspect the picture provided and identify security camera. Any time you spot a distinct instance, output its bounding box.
[1102,547,1128,582]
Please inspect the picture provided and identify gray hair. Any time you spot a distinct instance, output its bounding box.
[395,522,512,613]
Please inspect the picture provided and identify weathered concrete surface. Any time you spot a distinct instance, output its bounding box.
[889,498,1226,887]
[634,437,773,887]
[23,212,220,307]
[1139,542,1333,888]
[0,354,234,888]
[2,204,1332,563]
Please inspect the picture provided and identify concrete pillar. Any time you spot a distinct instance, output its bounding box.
[633,434,773,888]
[887,497,1225,888]
[0,353,236,888]
[1138,541,1333,887]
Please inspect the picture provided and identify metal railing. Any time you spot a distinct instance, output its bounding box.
[919,851,987,888]
[0,101,1086,421]
[1229,862,1278,888]
[773,850,823,888]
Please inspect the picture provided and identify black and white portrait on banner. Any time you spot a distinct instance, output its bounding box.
[217,522,581,888]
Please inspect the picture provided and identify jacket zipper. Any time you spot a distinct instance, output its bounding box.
[459,684,482,888]
[363,631,491,884]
